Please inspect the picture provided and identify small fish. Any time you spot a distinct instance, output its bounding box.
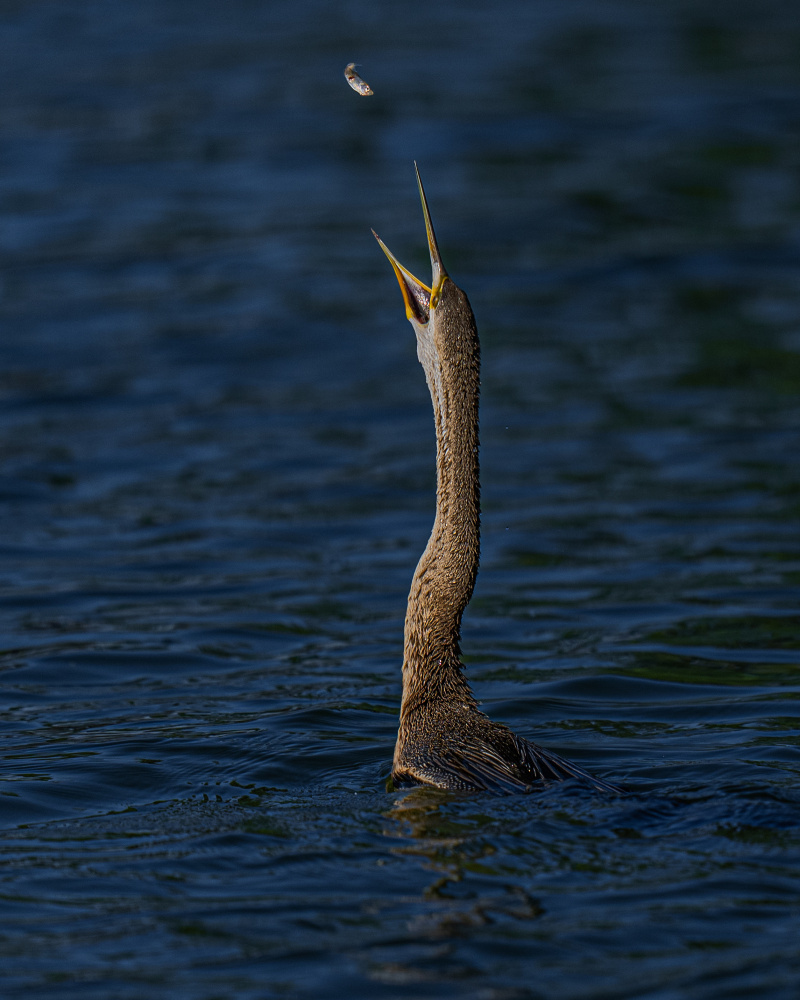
[344,62,373,97]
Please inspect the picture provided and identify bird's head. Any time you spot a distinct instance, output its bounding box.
[373,165,479,432]
[372,164,458,342]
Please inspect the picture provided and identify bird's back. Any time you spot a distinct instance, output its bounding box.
[393,704,621,794]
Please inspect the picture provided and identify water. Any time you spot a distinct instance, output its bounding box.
[2,0,800,996]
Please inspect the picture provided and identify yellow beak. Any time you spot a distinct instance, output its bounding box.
[372,163,449,324]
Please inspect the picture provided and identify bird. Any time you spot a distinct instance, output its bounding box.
[372,165,620,795]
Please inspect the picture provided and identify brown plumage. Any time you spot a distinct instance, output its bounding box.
[373,165,620,795]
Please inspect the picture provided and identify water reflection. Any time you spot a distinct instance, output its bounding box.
[384,788,545,937]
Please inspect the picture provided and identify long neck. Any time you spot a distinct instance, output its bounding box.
[401,288,480,719]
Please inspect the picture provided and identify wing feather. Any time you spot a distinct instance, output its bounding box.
[409,733,622,795]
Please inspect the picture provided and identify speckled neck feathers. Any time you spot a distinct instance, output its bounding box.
[400,278,481,719]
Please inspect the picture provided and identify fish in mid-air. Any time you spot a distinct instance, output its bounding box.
[344,63,373,96]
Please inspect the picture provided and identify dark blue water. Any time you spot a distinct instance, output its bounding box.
[2,1,800,996]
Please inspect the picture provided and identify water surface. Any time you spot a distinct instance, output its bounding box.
[2,1,800,997]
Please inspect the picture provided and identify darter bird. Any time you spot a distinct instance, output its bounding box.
[373,166,620,794]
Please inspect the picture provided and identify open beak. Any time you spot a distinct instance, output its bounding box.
[373,163,449,324]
